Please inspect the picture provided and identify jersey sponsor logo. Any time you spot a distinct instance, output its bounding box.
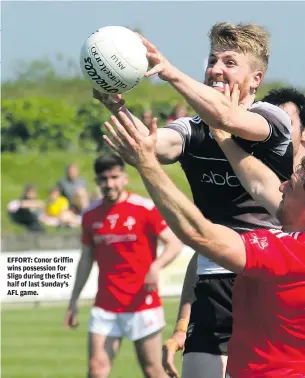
[249,233,269,249]
[93,233,137,245]
[123,216,136,230]
[107,214,119,229]
[201,171,240,187]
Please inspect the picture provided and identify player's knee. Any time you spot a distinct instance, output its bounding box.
[142,362,164,378]
[89,356,111,377]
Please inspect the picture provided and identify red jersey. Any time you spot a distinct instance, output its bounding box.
[82,193,168,313]
[228,229,305,378]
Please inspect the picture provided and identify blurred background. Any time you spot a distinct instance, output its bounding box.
[2,1,305,377]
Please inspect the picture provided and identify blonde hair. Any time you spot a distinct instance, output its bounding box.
[208,22,270,72]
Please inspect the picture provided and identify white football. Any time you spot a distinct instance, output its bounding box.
[80,26,149,94]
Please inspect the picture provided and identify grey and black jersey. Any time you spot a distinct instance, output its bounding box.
[165,101,293,233]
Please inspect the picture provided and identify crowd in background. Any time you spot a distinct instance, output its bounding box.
[7,163,93,232]
[7,103,189,232]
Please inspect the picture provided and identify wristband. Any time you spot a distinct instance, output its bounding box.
[175,319,188,333]
[164,338,179,352]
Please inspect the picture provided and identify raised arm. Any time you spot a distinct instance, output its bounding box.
[207,84,284,217]
[168,72,270,141]
[93,90,183,164]
[103,112,246,274]
[211,128,282,217]
[139,37,286,142]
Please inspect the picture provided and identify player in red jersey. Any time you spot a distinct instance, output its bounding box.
[65,153,182,378]
[103,111,305,378]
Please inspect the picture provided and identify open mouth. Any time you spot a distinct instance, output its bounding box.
[212,81,225,88]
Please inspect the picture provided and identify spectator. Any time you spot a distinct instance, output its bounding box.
[167,103,189,123]
[141,109,153,128]
[56,163,89,213]
[7,184,45,232]
[40,187,81,228]
[89,186,102,204]
[45,187,69,216]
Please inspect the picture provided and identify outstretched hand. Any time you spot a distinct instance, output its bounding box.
[93,88,126,113]
[136,33,178,82]
[103,111,158,167]
[209,83,241,141]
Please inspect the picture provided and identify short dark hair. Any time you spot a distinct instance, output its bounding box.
[94,153,125,175]
[262,87,305,131]
[21,184,36,200]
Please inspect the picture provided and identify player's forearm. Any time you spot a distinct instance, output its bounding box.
[124,111,183,164]
[123,108,150,136]
[168,69,233,129]
[216,137,282,216]
[69,252,94,310]
[153,240,182,270]
[176,253,197,324]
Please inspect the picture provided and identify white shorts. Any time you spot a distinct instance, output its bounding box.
[88,306,165,341]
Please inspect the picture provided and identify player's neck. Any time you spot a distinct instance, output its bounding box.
[239,92,256,109]
[104,191,129,206]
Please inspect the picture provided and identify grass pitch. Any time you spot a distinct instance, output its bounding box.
[2,299,182,378]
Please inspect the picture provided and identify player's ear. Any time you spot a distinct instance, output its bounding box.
[123,171,128,185]
[250,70,264,91]
[301,128,305,142]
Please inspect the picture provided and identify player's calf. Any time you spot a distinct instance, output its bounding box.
[88,355,111,378]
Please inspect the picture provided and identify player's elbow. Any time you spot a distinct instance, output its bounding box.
[172,238,184,254]
[163,236,183,256]
[250,180,265,199]
[250,182,279,217]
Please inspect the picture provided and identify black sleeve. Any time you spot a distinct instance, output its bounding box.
[249,101,292,156]
[164,117,193,156]
[233,102,293,181]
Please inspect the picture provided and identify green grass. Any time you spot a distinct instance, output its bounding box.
[1,299,182,378]
[2,152,192,233]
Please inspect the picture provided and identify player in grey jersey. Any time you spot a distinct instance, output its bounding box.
[95,22,294,378]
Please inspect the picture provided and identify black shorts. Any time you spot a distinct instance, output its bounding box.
[184,273,236,356]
